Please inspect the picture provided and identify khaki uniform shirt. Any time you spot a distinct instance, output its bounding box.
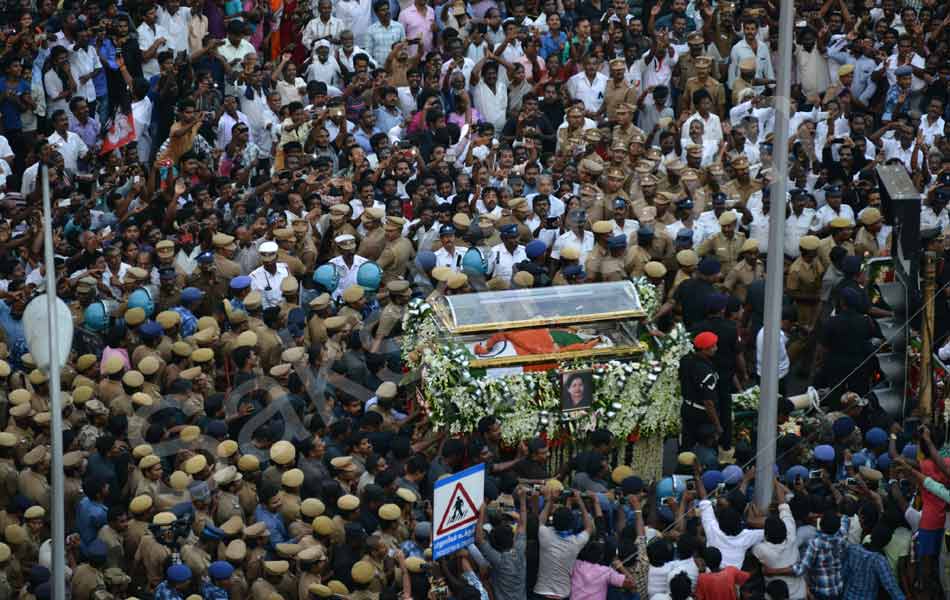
[787,257,824,325]
[18,469,50,511]
[683,77,726,116]
[134,533,171,591]
[97,524,126,570]
[358,228,386,262]
[854,227,887,258]
[181,543,212,578]
[697,232,747,274]
[817,238,855,271]
[721,178,761,207]
[723,259,764,303]
[377,238,415,283]
[71,564,104,600]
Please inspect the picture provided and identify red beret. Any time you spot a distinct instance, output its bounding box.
[693,331,718,350]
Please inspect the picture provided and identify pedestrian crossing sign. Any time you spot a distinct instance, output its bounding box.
[432,463,485,559]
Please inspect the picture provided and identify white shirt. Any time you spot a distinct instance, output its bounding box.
[488,243,527,282]
[137,22,170,79]
[20,162,39,196]
[334,0,373,47]
[551,230,595,264]
[329,254,369,299]
[434,246,464,271]
[921,205,949,232]
[756,326,789,379]
[921,116,946,146]
[745,199,770,254]
[68,45,102,102]
[132,97,153,164]
[612,219,640,238]
[472,68,509,131]
[728,38,774,90]
[699,499,765,568]
[305,58,343,88]
[43,69,72,115]
[216,111,252,149]
[784,209,818,258]
[881,137,924,173]
[249,263,290,308]
[157,5,192,55]
[566,71,608,113]
[302,16,345,51]
[218,38,256,66]
[48,130,89,173]
[815,203,855,231]
[681,112,722,145]
[884,52,926,92]
[752,504,805,599]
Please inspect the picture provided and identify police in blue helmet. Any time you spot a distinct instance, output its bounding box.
[312,264,340,294]
[461,247,488,276]
[83,301,111,333]
[127,286,156,318]
[356,262,383,293]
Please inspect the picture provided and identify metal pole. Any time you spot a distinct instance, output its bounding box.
[41,165,66,600]
[920,251,937,422]
[754,0,794,510]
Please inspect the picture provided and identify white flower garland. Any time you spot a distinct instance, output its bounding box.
[633,277,660,319]
[402,298,693,442]
[732,385,761,411]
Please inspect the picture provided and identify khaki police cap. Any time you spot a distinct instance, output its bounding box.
[741,239,759,253]
[180,425,201,441]
[271,440,296,465]
[644,261,667,278]
[244,291,263,310]
[220,515,244,535]
[337,494,360,511]
[133,444,154,459]
[169,471,192,491]
[342,285,365,303]
[63,450,83,468]
[800,235,820,251]
[0,433,15,448]
[153,512,177,526]
[281,276,299,293]
[139,455,161,470]
[226,539,247,561]
[860,208,882,226]
[236,330,258,348]
[676,250,699,267]
[378,503,400,521]
[238,454,260,472]
[103,355,125,375]
[125,307,146,326]
[560,245,581,260]
[270,364,291,378]
[592,221,613,234]
[24,506,45,520]
[0,542,12,562]
[313,516,334,535]
[282,468,304,488]
[122,370,144,387]
[76,354,97,372]
[327,581,349,596]
[217,440,239,458]
[301,498,325,518]
[830,217,852,229]
[9,389,30,406]
[130,495,153,514]
[180,367,203,380]
[351,561,375,584]
[309,293,332,310]
[184,454,208,475]
[406,557,427,573]
[172,341,193,358]
[243,521,269,537]
[191,348,214,364]
[719,212,737,226]
[138,356,161,376]
[264,560,290,575]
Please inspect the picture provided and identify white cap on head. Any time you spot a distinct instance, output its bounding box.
[334,234,356,244]
[259,241,279,254]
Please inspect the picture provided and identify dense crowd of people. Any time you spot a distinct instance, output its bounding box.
[0,0,949,597]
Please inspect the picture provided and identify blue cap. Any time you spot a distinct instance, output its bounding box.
[676,229,694,242]
[656,477,679,501]
[895,65,913,76]
[138,320,163,339]
[197,251,214,264]
[825,184,843,196]
[287,307,306,337]
[439,225,456,237]
[877,453,893,471]
[902,443,918,459]
[676,198,694,211]
[622,476,645,494]
[607,235,627,250]
[525,240,546,259]
[230,275,252,290]
[851,451,868,468]
[638,225,654,239]
[832,416,855,438]
[814,444,835,462]
[785,465,809,483]
[209,561,235,580]
[191,481,211,502]
[712,193,727,205]
[702,470,725,490]
[722,464,743,485]
[865,427,888,447]
[200,524,225,540]
[841,256,862,275]
[416,250,437,271]
[698,257,721,275]
[613,197,626,209]
[86,539,108,561]
[181,287,204,304]
[167,563,192,583]
[207,420,227,438]
[705,293,728,313]
[159,267,177,281]
[500,223,519,238]
[563,264,585,278]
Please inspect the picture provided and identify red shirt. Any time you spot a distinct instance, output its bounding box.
[695,566,751,600]
[920,458,949,530]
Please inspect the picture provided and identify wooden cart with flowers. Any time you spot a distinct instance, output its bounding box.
[401,280,693,483]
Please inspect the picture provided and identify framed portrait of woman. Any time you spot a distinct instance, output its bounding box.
[560,370,593,412]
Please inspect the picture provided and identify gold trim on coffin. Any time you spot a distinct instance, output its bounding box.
[431,301,648,335]
[468,342,648,368]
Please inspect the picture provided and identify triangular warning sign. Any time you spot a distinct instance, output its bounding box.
[436,482,479,536]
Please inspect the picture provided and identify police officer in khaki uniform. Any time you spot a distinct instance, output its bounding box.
[214,467,245,524]
[274,228,307,279]
[327,204,359,258]
[721,155,761,206]
[18,446,50,511]
[594,235,629,282]
[585,221,613,278]
[658,160,688,198]
[854,208,888,258]
[645,261,669,301]
[697,211,746,274]
[557,106,589,155]
[372,280,410,354]
[682,56,726,116]
[358,207,387,261]
[653,193,677,227]
[213,233,243,297]
[817,217,855,271]
[306,294,331,344]
[496,198,534,245]
[670,250,699,297]
[292,218,319,271]
[135,513,175,591]
[377,217,414,283]
[237,456,261,518]
[0,543,12,600]
[0,435,17,512]
[125,495,153,567]
[613,105,643,154]
[71,540,107,600]
[787,235,824,328]
[625,226,654,277]
[250,560,287,600]
[339,286,366,328]
[723,239,764,303]
[70,277,98,327]
[96,506,127,571]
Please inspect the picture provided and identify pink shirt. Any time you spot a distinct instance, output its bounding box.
[398,4,435,55]
[570,560,627,600]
